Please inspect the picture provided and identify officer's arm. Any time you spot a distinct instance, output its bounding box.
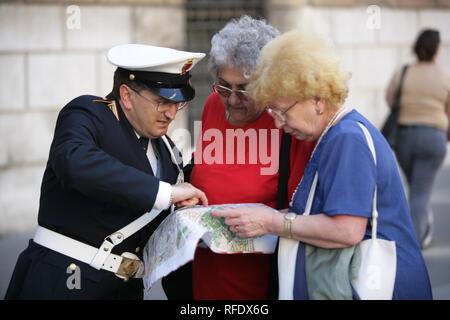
[49,105,159,212]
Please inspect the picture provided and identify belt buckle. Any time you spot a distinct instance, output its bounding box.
[115,252,143,281]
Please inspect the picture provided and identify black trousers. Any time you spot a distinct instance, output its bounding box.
[5,240,143,300]
[161,262,193,300]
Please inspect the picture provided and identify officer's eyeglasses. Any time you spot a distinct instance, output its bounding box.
[130,87,188,112]
[266,101,298,123]
[212,84,249,102]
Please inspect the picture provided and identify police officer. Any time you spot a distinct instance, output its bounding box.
[5,44,208,300]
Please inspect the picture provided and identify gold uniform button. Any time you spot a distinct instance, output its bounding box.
[68,263,77,271]
[135,247,140,253]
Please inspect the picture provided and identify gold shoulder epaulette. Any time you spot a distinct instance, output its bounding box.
[93,98,119,121]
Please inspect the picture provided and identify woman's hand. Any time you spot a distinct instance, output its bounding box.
[212,205,278,238]
[171,183,208,207]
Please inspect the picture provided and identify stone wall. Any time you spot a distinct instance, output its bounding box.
[1,0,449,234]
[268,0,450,125]
[0,0,186,234]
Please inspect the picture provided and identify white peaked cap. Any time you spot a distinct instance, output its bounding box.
[107,44,205,74]
[107,44,205,102]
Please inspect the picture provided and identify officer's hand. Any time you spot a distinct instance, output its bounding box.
[171,183,208,207]
[176,197,200,208]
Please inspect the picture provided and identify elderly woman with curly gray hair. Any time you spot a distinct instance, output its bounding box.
[176,16,315,300]
[214,29,432,300]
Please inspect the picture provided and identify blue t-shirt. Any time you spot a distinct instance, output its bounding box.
[290,110,432,299]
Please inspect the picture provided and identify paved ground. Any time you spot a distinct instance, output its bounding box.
[421,156,450,299]
[0,230,167,299]
[1,153,450,300]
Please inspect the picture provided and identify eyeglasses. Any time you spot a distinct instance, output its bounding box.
[212,83,249,101]
[266,101,298,123]
[129,87,188,112]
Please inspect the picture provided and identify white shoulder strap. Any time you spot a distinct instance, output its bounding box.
[92,136,182,270]
[304,172,318,216]
[356,122,379,240]
[357,123,377,164]
[90,208,162,269]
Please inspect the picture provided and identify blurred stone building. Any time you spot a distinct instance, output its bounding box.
[1,0,449,234]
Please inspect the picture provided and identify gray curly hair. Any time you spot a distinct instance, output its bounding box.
[209,15,280,79]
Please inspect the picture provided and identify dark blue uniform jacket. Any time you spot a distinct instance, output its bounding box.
[5,94,181,299]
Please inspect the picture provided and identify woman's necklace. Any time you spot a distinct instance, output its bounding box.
[289,106,351,208]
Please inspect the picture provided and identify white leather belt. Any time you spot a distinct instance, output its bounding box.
[33,208,162,280]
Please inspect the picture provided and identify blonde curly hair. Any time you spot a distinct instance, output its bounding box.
[248,29,350,111]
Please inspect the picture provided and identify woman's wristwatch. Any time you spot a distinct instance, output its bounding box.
[283,212,297,239]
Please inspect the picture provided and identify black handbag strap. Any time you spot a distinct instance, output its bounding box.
[392,65,409,111]
[268,132,291,299]
[276,131,291,209]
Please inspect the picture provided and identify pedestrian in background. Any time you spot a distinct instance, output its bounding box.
[385,29,450,249]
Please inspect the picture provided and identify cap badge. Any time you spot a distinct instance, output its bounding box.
[129,73,135,81]
[181,59,193,75]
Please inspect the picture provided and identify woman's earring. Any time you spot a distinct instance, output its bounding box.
[315,98,323,115]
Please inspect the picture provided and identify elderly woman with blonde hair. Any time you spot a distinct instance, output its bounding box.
[214,30,432,299]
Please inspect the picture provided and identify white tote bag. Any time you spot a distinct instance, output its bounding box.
[351,123,396,300]
[278,123,396,300]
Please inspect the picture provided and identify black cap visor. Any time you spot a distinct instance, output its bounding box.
[118,68,196,102]
[150,85,195,102]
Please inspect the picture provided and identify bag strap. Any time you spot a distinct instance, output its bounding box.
[392,65,409,111]
[304,172,318,216]
[277,131,291,209]
[302,123,379,240]
[270,131,291,298]
[356,122,379,240]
